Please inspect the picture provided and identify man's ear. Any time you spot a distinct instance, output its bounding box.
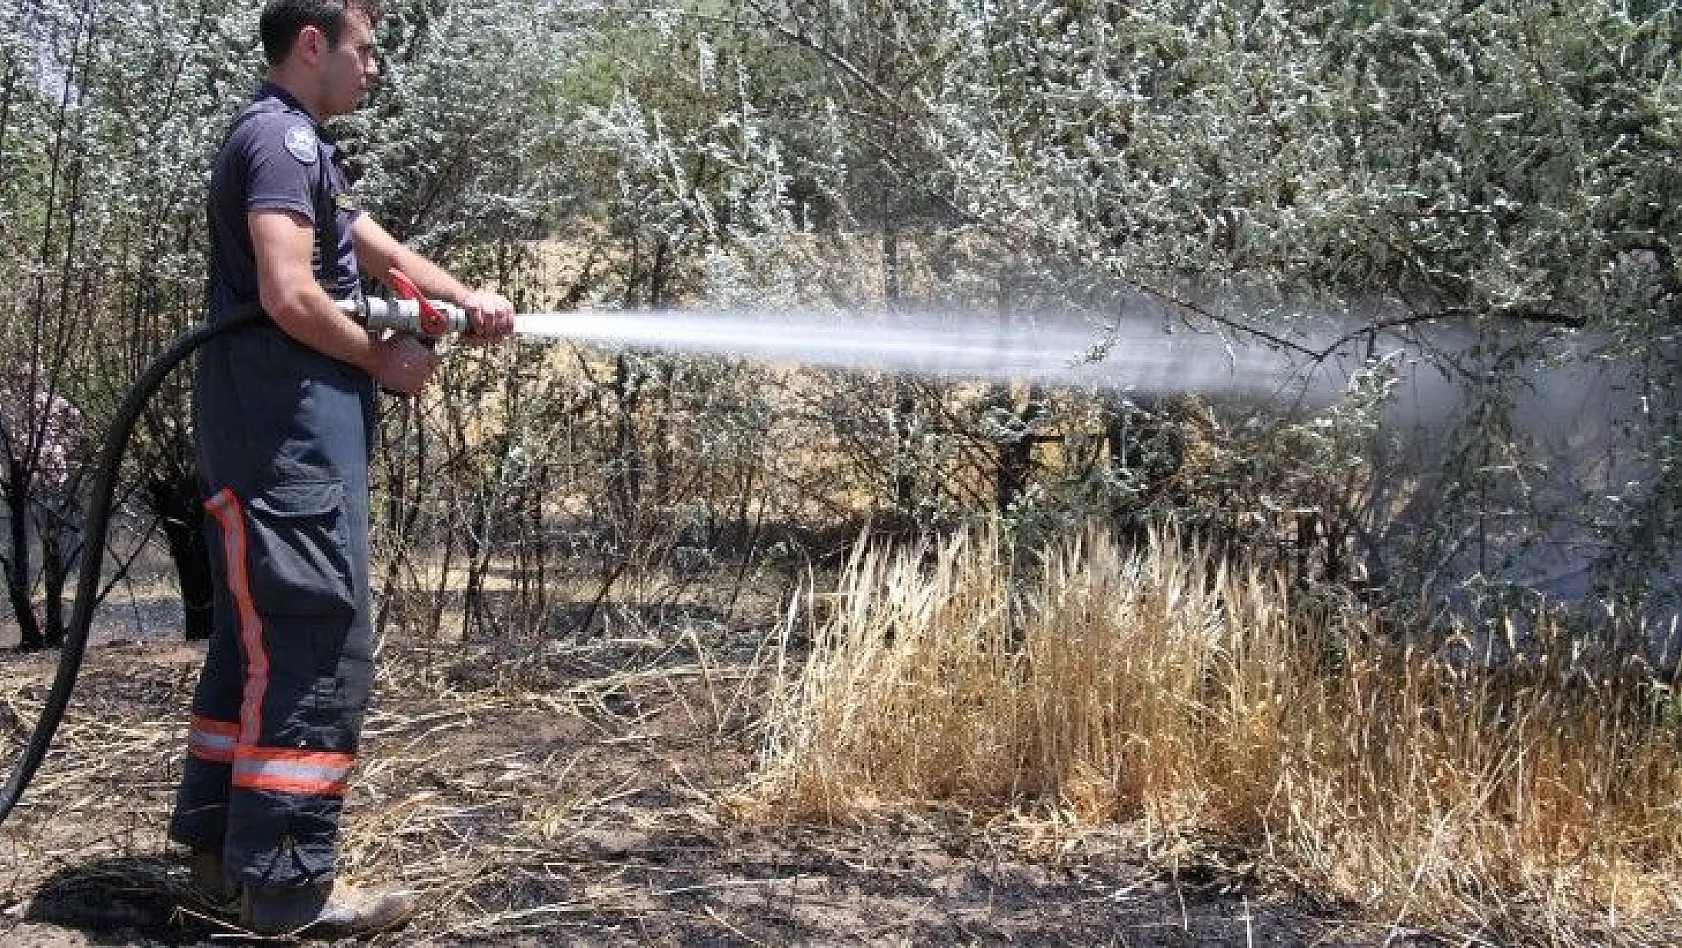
[295,24,324,65]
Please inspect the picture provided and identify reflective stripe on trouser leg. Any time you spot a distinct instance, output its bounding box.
[188,715,239,762]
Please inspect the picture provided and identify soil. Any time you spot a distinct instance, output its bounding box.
[0,623,1400,946]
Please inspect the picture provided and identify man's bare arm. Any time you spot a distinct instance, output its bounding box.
[250,208,437,393]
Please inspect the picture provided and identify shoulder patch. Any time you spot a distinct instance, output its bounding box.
[283,125,319,164]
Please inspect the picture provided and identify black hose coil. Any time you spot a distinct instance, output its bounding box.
[0,305,263,826]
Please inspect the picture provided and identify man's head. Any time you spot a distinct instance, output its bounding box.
[260,0,381,120]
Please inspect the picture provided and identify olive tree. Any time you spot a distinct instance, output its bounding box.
[620,0,1681,614]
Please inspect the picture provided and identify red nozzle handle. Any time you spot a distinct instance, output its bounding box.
[386,267,449,337]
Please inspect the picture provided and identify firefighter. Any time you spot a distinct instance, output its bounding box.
[169,0,513,936]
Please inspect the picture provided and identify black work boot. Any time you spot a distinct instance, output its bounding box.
[239,880,420,938]
[181,849,239,916]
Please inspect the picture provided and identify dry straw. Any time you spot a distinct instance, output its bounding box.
[753,526,1682,942]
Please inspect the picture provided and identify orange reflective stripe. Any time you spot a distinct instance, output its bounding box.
[187,715,239,762]
[233,772,350,796]
[204,489,269,748]
[233,746,355,797]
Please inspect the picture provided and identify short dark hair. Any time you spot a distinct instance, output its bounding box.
[259,0,381,65]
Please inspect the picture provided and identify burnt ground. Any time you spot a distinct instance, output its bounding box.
[0,626,1405,947]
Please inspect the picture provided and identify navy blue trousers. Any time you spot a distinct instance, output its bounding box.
[170,324,376,887]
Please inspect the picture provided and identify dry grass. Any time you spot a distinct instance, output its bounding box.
[3,528,1679,943]
[6,624,1328,945]
[751,526,1682,944]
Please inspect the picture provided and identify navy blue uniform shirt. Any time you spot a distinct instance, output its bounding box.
[206,82,361,323]
[193,81,377,495]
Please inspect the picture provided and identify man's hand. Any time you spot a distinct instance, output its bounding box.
[460,289,515,344]
[352,217,517,345]
[366,335,440,395]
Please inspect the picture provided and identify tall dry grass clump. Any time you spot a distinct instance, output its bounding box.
[754,527,1682,940]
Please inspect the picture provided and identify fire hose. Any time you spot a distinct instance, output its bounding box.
[0,270,470,826]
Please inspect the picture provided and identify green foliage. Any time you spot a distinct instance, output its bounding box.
[3,0,1678,648]
[661,0,1682,614]
[351,0,587,259]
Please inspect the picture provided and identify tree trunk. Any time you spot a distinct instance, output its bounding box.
[882,226,919,514]
[4,480,43,650]
[611,353,642,531]
[995,393,1043,513]
[649,240,673,506]
[35,505,71,648]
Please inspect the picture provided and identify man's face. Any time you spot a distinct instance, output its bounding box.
[317,12,377,119]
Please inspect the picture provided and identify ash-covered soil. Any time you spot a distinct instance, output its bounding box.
[0,627,1394,946]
